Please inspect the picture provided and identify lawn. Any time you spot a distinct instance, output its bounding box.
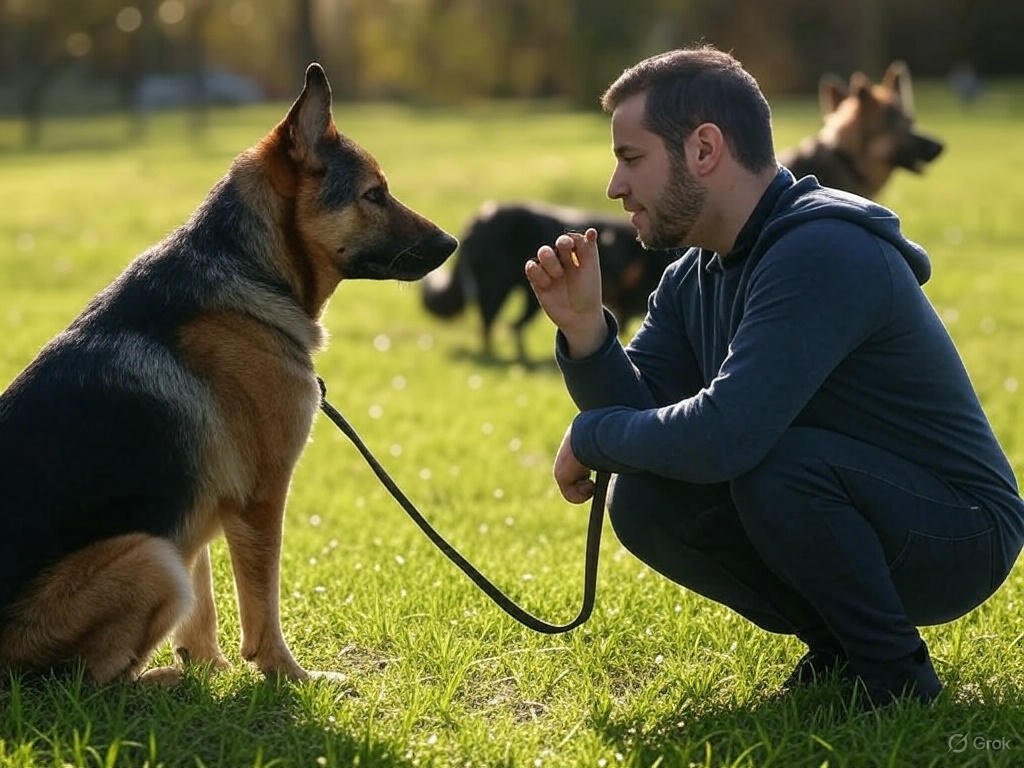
[0,81,1022,767]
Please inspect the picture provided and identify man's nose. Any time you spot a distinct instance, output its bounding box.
[606,167,626,200]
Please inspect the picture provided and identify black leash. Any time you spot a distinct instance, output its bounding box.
[317,376,608,634]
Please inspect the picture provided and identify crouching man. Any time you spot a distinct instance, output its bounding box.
[525,45,1024,706]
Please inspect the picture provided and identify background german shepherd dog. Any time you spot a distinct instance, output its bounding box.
[421,201,676,361]
[778,61,944,199]
[0,64,456,685]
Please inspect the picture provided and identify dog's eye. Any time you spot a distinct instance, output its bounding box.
[884,106,905,129]
[362,187,387,206]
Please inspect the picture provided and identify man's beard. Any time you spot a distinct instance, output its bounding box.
[639,154,707,250]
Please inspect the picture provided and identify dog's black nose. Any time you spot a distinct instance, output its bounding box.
[429,230,459,259]
[916,134,944,162]
[897,133,944,172]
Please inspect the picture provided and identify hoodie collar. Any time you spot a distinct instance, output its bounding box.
[706,167,793,273]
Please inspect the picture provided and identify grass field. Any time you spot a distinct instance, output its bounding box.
[1,81,1023,767]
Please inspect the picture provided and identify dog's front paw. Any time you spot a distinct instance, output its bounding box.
[241,633,311,680]
[175,645,231,671]
[246,647,308,681]
[267,659,309,682]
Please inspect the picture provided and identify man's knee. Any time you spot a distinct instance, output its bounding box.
[608,472,737,554]
[607,472,705,555]
[607,473,658,553]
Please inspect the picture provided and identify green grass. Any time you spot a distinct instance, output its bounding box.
[1,83,1024,767]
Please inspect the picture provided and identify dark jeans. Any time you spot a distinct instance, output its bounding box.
[609,426,1024,661]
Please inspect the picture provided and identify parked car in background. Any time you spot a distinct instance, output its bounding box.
[136,70,265,110]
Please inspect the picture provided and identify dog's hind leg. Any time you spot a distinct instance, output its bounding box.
[479,309,498,359]
[0,534,192,685]
[221,487,307,681]
[171,544,230,671]
[476,277,513,359]
[511,293,542,364]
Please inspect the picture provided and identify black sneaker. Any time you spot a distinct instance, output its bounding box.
[782,646,847,690]
[846,642,942,707]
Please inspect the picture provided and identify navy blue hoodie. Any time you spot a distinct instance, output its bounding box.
[558,169,1023,516]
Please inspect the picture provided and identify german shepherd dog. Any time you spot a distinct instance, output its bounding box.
[421,201,676,361]
[0,64,456,685]
[778,61,944,199]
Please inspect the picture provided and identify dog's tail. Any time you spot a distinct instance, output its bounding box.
[420,254,467,318]
[422,203,498,319]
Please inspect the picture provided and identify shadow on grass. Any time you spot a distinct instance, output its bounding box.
[587,679,1024,766]
[1,667,415,768]
[446,344,560,374]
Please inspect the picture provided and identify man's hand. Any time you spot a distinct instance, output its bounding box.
[524,228,607,358]
[554,426,595,503]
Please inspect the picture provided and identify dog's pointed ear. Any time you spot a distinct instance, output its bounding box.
[883,60,915,117]
[849,71,873,103]
[818,73,847,115]
[282,63,337,167]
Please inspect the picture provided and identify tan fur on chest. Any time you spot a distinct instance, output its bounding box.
[177,310,319,548]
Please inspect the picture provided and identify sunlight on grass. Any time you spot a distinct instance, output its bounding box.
[1,83,1023,767]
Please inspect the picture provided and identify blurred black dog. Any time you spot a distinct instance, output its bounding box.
[422,201,676,361]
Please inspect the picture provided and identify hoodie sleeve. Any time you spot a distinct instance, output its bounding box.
[556,257,704,411]
[570,221,895,482]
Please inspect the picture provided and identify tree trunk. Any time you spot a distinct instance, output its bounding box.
[295,0,320,72]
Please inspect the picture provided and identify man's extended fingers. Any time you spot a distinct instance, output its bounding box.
[554,233,580,268]
[524,258,551,289]
[535,244,565,278]
[567,228,599,266]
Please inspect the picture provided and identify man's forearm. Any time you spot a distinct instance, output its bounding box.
[556,310,658,412]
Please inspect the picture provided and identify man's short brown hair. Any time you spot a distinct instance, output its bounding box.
[601,46,776,173]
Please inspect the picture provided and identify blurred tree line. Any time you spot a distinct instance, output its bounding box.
[1,0,1021,127]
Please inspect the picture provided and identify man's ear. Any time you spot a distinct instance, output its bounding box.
[282,63,336,167]
[688,123,725,175]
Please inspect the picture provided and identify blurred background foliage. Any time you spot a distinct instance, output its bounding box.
[1,0,1022,142]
